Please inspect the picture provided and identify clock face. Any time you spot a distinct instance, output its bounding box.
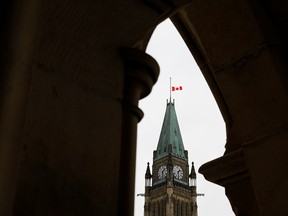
[173,165,183,179]
[158,165,167,179]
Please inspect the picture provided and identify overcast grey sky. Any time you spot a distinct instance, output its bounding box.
[134,19,235,216]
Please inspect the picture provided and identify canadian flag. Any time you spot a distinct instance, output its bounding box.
[172,86,183,91]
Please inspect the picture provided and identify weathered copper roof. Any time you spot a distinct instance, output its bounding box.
[154,100,187,160]
[145,162,152,179]
[189,162,196,179]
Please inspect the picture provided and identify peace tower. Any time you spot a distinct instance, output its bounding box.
[144,99,198,216]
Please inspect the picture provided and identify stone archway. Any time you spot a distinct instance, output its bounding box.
[133,1,288,215]
[1,1,288,216]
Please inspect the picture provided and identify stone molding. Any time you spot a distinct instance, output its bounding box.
[199,149,249,187]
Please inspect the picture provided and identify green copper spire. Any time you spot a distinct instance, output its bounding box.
[154,100,187,160]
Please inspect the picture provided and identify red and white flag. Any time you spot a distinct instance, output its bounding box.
[172,86,183,91]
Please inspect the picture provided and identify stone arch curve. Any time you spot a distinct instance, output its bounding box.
[132,2,288,216]
[1,1,288,216]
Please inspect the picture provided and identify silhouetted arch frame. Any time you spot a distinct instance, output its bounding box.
[135,3,232,137]
[130,1,236,215]
[134,2,232,164]
[1,1,286,216]
[131,1,288,215]
[130,0,247,215]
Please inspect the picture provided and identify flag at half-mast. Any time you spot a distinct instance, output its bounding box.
[171,86,183,91]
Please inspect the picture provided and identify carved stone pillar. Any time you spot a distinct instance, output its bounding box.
[118,48,159,216]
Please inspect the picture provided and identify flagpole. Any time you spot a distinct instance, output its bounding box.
[170,77,171,103]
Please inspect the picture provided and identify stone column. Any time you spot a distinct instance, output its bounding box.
[0,1,40,215]
[118,48,159,216]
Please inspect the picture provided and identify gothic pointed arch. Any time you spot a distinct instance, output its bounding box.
[2,1,288,216]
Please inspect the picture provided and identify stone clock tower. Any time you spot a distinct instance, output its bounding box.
[144,99,198,216]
